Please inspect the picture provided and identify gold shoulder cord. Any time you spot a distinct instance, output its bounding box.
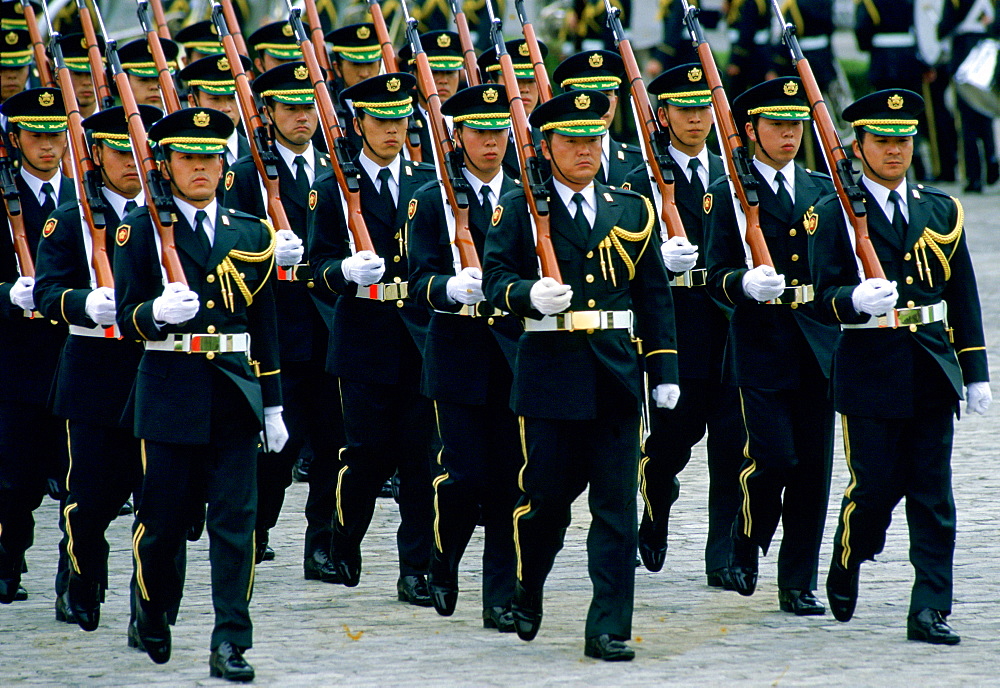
[215,220,276,311]
[914,197,963,286]
[603,196,655,284]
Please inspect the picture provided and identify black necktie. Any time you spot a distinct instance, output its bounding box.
[377,167,396,216]
[889,189,907,242]
[774,170,793,218]
[688,157,705,201]
[572,192,591,237]
[194,209,212,256]
[123,200,138,215]
[40,181,55,215]
[293,155,310,199]
[480,185,492,214]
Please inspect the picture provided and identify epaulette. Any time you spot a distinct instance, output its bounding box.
[805,168,832,181]
[914,183,952,199]
[223,207,260,221]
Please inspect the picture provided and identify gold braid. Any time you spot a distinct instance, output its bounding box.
[604,196,655,281]
[914,197,963,285]
[214,220,276,311]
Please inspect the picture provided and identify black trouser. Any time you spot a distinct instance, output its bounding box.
[953,34,998,185]
[641,377,745,573]
[432,364,519,609]
[255,359,343,557]
[332,378,434,577]
[62,419,142,589]
[736,362,834,591]
[833,407,956,614]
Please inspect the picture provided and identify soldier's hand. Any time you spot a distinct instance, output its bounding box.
[851,278,898,316]
[446,267,484,305]
[10,275,35,311]
[661,236,699,273]
[741,265,785,302]
[261,407,289,453]
[85,286,117,327]
[152,282,200,324]
[652,383,681,409]
[274,229,305,267]
[341,250,386,286]
[530,277,573,315]
[966,382,992,415]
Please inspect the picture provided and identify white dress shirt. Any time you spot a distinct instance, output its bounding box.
[174,196,218,246]
[358,151,401,206]
[552,178,597,226]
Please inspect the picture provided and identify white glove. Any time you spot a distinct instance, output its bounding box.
[446,267,484,305]
[340,250,385,287]
[741,265,786,302]
[660,236,699,273]
[261,407,289,453]
[529,276,573,315]
[652,383,681,409]
[152,282,200,324]
[84,286,117,327]
[10,275,34,311]
[274,229,304,267]
[851,278,898,316]
[966,382,992,415]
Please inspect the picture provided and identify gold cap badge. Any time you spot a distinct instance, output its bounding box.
[783,81,799,96]
[687,67,702,82]
[282,24,293,37]
[217,57,230,71]
[518,43,529,57]
[887,94,904,110]
[483,87,498,103]
[38,91,54,107]
[437,34,451,48]
[386,77,401,92]
[588,53,603,68]
[294,65,308,80]
[5,32,17,45]
[574,93,591,110]
[193,111,211,127]
[357,26,371,39]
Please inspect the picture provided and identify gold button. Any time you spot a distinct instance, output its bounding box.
[393,255,401,263]
[907,300,915,308]
[394,276,401,284]
[207,325,216,334]
[909,324,918,332]
[487,317,495,326]
[586,251,594,259]
[586,328,594,334]
[239,272,245,278]
[789,228,797,237]
[307,281,315,288]
[206,351,216,360]
[206,300,215,309]
[790,254,799,262]
[791,278,799,286]
[904,252,912,261]
[587,299,596,308]
[396,300,404,308]
[394,232,400,239]
[206,274,216,283]
[585,274,595,283]
[50,319,59,325]
[905,276,913,285]
[790,303,799,309]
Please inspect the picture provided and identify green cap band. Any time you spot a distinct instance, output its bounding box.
[353,97,413,119]
[9,115,67,132]
[486,63,534,79]
[122,61,178,78]
[260,88,315,104]
[561,76,621,91]
[183,42,225,55]
[92,132,132,151]
[539,119,607,136]
[746,105,811,121]
[452,113,511,130]
[852,118,918,136]
[0,49,31,67]
[158,136,227,154]
[188,79,237,96]
[332,45,382,63]
[256,44,303,60]
[657,90,712,107]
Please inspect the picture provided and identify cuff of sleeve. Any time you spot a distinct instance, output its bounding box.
[264,406,283,415]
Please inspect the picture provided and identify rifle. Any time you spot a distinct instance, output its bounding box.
[681,0,772,268]
[97,4,186,285]
[486,0,560,282]
[0,115,31,280]
[513,0,552,102]
[301,0,334,82]
[283,0,375,253]
[20,0,54,87]
[75,0,114,110]
[136,0,182,113]
[447,0,481,87]
[400,0,478,269]
[769,0,884,280]
[604,0,686,240]
[217,0,248,56]
[367,0,422,161]
[148,0,172,40]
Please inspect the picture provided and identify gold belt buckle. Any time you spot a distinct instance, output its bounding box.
[571,311,601,331]
[895,308,923,326]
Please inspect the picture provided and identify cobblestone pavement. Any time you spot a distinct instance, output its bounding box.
[3,184,999,686]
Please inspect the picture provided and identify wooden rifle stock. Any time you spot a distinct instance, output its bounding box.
[301,0,334,80]
[513,0,552,102]
[76,0,114,109]
[368,0,399,71]
[137,1,181,113]
[217,0,248,56]
[148,0,172,40]
[448,0,481,86]
[0,139,32,278]
[286,8,375,253]
[21,0,54,87]
[682,2,772,267]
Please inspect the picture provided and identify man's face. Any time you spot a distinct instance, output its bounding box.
[11,130,67,175]
[542,133,601,187]
[162,151,223,203]
[95,144,141,198]
[661,104,712,148]
[355,115,404,163]
[853,134,913,185]
[128,74,162,108]
[431,69,460,102]
[269,101,318,146]
[189,91,240,128]
[457,125,508,177]
[496,73,539,114]
[70,70,95,109]
[255,53,294,75]
[0,66,29,102]
[746,117,803,167]
[335,59,378,88]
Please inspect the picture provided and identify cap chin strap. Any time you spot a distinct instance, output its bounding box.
[856,136,896,184]
[162,158,217,205]
[456,128,489,178]
[750,120,780,167]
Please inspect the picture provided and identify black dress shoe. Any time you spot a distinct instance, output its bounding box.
[210,641,255,682]
[397,574,433,607]
[254,539,274,565]
[330,544,362,587]
[826,560,860,623]
[187,506,206,542]
[135,600,171,664]
[637,510,668,573]
[986,160,999,186]
[584,634,635,661]
[68,574,102,631]
[729,533,758,597]
[55,591,77,623]
[511,582,542,641]
[303,549,342,583]
[778,588,825,616]
[378,478,394,498]
[127,621,146,651]
[964,180,984,193]
[14,584,27,601]
[291,453,312,483]
[483,605,515,632]
[706,568,735,590]
[427,573,458,616]
[907,608,961,645]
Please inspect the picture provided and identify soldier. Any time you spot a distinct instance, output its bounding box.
[397,30,464,161]
[55,33,105,118]
[725,0,772,96]
[704,78,838,615]
[553,49,642,186]
[221,61,343,580]
[175,20,227,62]
[33,105,162,632]
[809,90,991,644]
[325,23,383,157]
[0,87,76,609]
[307,73,437,605]
[247,21,305,75]
[113,108,286,680]
[622,64,742,587]
[407,84,522,631]
[116,37,181,110]
[0,29,32,104]
[177,55,252,176]
[482,90,680,661]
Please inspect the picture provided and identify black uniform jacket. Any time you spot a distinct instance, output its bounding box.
[307,156,437,385]
[809,182,988,418]
[113,205,281,444]
[704,163,838,389]
[407,175,523,404]
[34,197,143,427]
[855,0,926,85]
[482,180,679,420]
[0,173,75,405]
[603,136,643,188]
[624,149,729,380]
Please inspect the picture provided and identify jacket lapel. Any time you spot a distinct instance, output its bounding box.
[792,165,821,222]
[173,212,208,264]
[207,208,241,269]
[587,183,625,251]
[279,156,306,211]
[393,162,420,229]
[903,185,930,252]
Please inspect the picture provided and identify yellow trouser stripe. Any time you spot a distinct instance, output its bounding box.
[433,401,444,466]
[638,455,653,519]
[132,523,150,601]
[512,502,532,580]
[737,390,755,537]
[64,420,72,493]
[63,502,81,574]
[140,439,148,474]
[335,456,349,527]
[248,532,256,601]
[839,415,857,568]
[432,472,449,553]
[517,416,528,493]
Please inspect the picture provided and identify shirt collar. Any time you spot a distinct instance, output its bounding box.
[102,187,145,220]
[862,175,908,218]
[602,134,610,165]
[358,150,401,188]
[552,178,596,215]
[174,196,218,232]
[227,130,240,160]
[20,168,59,204]
[753,158,796,196]
[276,140,315,176]
[462,168,504,205]
[669,144,709,173]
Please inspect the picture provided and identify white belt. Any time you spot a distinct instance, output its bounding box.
[144,332,250,354]
[842,302,946,330]
[798,35,830,51]
[872,33,916,48]
[768,284,815,305]
[276,263,313,282]
[69,323,121,339]
[356,281,408,302]
[670,268,707,288]
[524,310,632,333]
[434,302,507,318]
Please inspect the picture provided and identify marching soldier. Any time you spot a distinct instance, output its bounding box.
[113,108,286,680]
[175,20,227,62]
[397,30,464,160]
[307,73,437,605]
[325,23,383,157]
[704,78,838,615]
[247,21,305,75]
[54,33,104,118]
[725,0,772,96]
[407,84,522,631]
[0,87,76,609]
[116,37,181,111]
[553,49,642,186]
[623,64,743,587]
[482,90,680,661]
[33,105,162,632]
[809,90,991,644]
